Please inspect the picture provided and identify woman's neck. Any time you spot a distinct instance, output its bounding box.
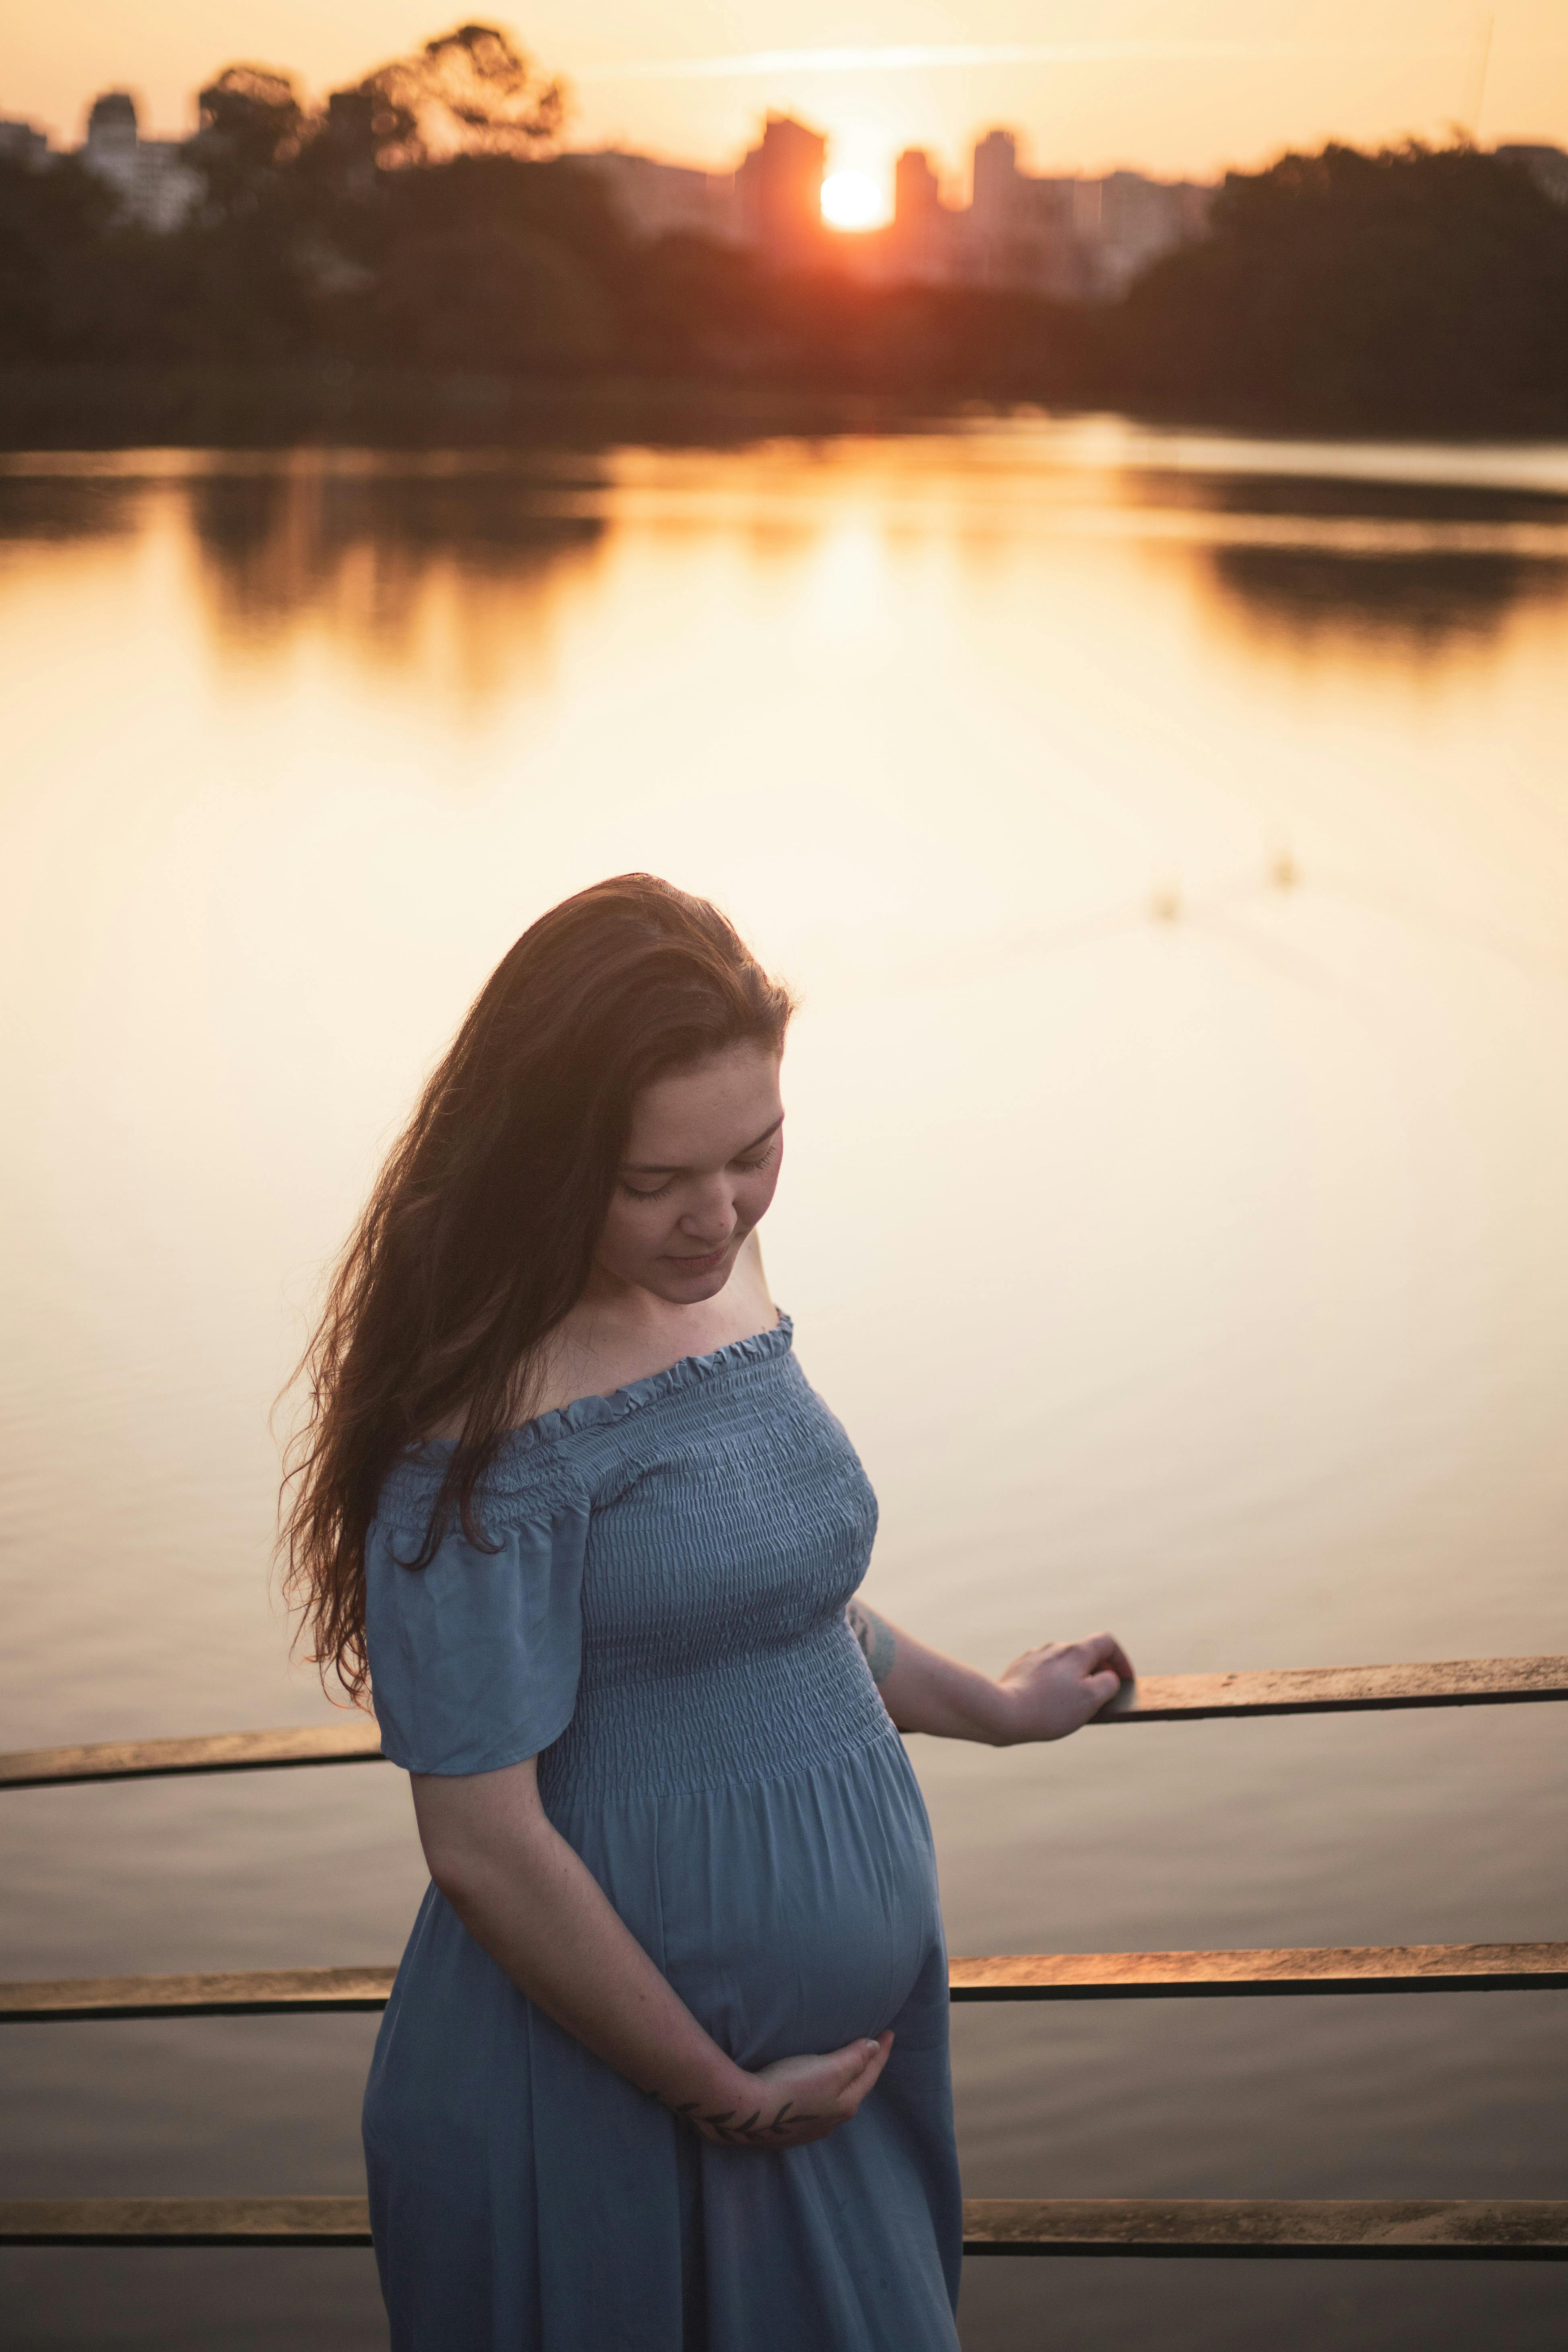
[520,1235,776,1425]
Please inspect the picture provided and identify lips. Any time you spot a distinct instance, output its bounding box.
[663,1245,729,1273]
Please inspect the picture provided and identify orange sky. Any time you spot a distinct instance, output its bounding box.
[6,1,1568,193]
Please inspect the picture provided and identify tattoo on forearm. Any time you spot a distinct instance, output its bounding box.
[663,2092,816,2144]
[847,1599,897,1686]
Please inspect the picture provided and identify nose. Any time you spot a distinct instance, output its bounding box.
[678,1178,737,1248]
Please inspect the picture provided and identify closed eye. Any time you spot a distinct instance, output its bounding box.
[619,1136,779,1202]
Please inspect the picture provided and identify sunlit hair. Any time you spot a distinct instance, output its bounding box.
[280,874,794,1702]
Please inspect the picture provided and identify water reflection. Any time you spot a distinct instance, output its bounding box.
[11,438,1568,696]
[1119,465,1568,651]
[1206,544,1568,652]
[2,430,1566,2352]
[0,476,143,546]
[1132,467,1568,525]
[186,470,609,691]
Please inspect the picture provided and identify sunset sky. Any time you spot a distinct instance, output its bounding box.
[8,0,1568,194]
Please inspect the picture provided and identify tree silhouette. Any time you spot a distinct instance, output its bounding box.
[349,24,568,170]
[4,31,1566,440]
[189,66,309,212]
[1112,141,1568,431]
[0,155,115,361]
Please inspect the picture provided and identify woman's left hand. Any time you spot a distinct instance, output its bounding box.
[990,1632,1134,1743]
[856,1605,1134,1747]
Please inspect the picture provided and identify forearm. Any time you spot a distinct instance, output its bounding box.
[846,1603,1131,1745]
[414,1778,748,2122]
[848,1602,1015,1743]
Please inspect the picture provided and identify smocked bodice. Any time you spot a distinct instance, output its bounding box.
[367,1317,894,1803]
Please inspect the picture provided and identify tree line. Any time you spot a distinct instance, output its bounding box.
[3,24,1567,435]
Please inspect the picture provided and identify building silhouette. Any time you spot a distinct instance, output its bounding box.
[966,130,1075,291]
[574,114,832,272]
[888,148,955,281]
[957,128,1210,298]
[1496,143,1568,204]
[80,90,200,230]
[736,115,829,270]
[0,117,51,167]
[25,74,1563,304]
[564,148,736,245]
[0,86,1227,289]
[580,115,1209,294]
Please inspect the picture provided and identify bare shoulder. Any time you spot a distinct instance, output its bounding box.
[425,1239,777,1440]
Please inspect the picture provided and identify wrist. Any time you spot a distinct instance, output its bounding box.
[974,1675,1025,1747]
[656,2047,754,2121]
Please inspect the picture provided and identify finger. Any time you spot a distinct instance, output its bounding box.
[823,2036,881,2091]
[1078,1632,1129,1676]
[1083,1668,1122,1708]
[838,2033,895,2115]
[815,2034,889,2116]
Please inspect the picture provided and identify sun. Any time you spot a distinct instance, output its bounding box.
[820,171,886,233]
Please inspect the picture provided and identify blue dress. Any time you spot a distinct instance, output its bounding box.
[361,1316,963,2351]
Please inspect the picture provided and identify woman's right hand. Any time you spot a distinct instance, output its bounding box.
[681,2031,894,2150]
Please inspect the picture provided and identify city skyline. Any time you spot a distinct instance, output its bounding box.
[6,0,1568,195]
[14,83,1223,303]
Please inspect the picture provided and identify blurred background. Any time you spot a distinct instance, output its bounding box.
[2,7,1567,2348]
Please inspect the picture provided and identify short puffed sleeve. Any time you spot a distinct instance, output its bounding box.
[364,1465,590,1777]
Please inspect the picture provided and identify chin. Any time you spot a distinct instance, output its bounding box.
[672,1268,733,1303]
[648,1255,733,1303]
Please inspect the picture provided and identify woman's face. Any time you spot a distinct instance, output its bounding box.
[596,1041,785,1305]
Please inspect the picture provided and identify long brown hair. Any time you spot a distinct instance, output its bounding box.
[280,874,794,1702]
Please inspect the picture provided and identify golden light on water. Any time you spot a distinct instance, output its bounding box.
[820,169,886,230]
[3,436,1568,2352]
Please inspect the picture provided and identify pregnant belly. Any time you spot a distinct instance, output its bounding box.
[566,1730,941,2070]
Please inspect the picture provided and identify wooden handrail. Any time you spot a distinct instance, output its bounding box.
[3,1657,1564,1790]
[0,2198,372,2247]
[1092,1656,1568,1721]
[5,1942,1564,2023]
[1,1967,397,2021]
[962,2199,1568,2259]
[4,2196,1564,2257]
[946,1941,1568,2000]
[0,1721,385,1790]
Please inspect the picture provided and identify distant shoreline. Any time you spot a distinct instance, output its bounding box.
[5,367,1568,453]
[0,368,954,454]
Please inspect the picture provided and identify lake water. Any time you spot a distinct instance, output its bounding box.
[1,423,1566,2351]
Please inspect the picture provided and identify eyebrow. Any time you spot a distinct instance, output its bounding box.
[621,1115,783,1176]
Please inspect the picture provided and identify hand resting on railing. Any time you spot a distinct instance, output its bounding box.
[847,1604,1133,1745]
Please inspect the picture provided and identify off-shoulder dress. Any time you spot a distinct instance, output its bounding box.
[362,1314,962,2351]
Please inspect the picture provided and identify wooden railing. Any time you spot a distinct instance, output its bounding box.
[6,1656,1566,1792]
[5,1939,1568,2026]
[5,2195,1566,2258]
[3,1653,1566,2264]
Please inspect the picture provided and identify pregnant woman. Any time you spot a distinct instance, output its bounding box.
[284,874,1132,2352]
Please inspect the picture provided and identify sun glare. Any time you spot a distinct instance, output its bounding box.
[820,171,885,233]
